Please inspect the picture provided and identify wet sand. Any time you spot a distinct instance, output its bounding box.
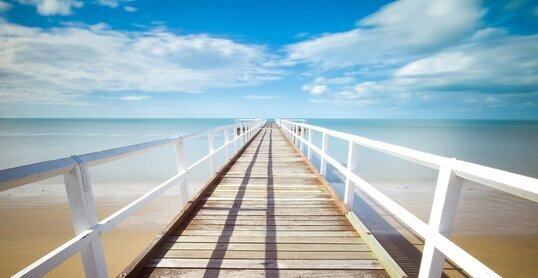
[0,183,183,277]
[1,180,537,277]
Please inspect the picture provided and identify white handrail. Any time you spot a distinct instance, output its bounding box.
[0,119,266,278]
[277,119,537,278]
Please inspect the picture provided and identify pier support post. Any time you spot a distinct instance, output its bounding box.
[63,158,108,278]
[320,132,329,176]
[208,131,216,175]
[419,158,463,278]
[176,139,189,207]
[344,140,358,208]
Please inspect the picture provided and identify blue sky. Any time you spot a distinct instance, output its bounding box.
[0,0,537,119]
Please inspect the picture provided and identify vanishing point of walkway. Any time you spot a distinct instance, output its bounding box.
[124,124,390,277]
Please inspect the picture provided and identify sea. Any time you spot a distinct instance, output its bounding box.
[0,118,537,277]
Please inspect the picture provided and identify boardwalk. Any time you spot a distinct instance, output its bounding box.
[125,124,391,277]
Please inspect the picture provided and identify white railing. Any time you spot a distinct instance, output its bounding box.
[276,119,538,278]
[0,119,266,278]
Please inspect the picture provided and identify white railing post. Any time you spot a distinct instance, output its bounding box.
[299,126,304,152]
[176,139,189,207]
[293,125,298,146]
[224,127,230,161]
[63,158,107,278]
[419,158,463,278]
[320,132,329,176]
[307,127,312,160]
[233,124,238,154]
[208,131,216,175]
[344,140,358,207]
[240,124,245,146]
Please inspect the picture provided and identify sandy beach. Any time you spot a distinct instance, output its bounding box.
[1,179,537,277]
[0,182,184,277]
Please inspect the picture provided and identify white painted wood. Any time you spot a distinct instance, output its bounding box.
[63,160,107,278]
[99,172,184,233]
[320,132,329,176]
[1,119,266,278]
[307,128,312,160]
[277,119,516,278]
[224,127,230,161]
[208,131,216,175]
[419,159,463,278]
[176,139,189,207]
[344,140,358,207]
[233,124,238,154]
[12,230,99,278]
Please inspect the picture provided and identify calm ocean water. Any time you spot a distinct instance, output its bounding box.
[1,118,537,182]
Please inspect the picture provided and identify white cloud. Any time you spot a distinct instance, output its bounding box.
[119,95,150,101]
[306,28,538,109]
[243,95,282,100]
[0,1,12,12]
[287,0,484,68]
[124,6,136,12]
[95,0,121,8]
[17,0,83,16]
[303,85,327,95]
[393,30,538,93]
[0,22,281,103]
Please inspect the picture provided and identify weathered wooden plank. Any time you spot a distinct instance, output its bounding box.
[194,209,341,216]
[204,192,331,197]
[125,124,390,278]
[161,242,371,252]
[183,224,355,231]
[154,250,376,260]
[172,230,358,237]
[139,268,390,278]
[188,219,350,226]
[146,258,384,270]
[200,203,337,209]
[191,215,348,221]
[165,235,364,244]
[202,197,333,201]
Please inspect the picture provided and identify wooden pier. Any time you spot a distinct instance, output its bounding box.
[3,119,535,277]
[122,123,395,277]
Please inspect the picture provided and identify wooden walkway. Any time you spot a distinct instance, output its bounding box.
[123,123,392,277]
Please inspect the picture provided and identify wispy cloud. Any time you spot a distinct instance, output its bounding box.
[94,0,130,8]
[0,22,281,103]
[243,95,282,100]
[287,0,484,68]
[119,95,150,101]
[290,0,538,114]
[0,1,12,12]
[17,0,83,16]
[123,6,136,12]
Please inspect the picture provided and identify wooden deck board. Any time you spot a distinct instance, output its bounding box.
[125,123,392,277]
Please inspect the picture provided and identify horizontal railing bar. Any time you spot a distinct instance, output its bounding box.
[278,120,524,278]
[0,124,245,192]
[12,229,99,278]
[285,121,446,170]
[0,157,76,192]
[432,232,500,277]
[78,136,181,167]
[98,171,185,233]
[279,123,430,237]
[279,120,538,201]
[3,119,265,278]
[453,160,538,202]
